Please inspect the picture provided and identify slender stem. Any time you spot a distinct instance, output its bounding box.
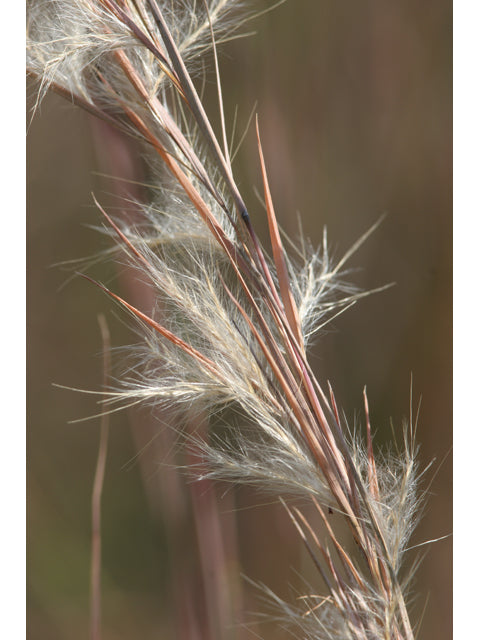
[90,314,111,640]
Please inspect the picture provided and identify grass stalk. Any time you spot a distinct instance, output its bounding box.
[27,2,432,637]
[90,314,110,640]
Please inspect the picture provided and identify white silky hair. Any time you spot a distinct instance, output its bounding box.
[28,3,423,638]
[27,1,245,98]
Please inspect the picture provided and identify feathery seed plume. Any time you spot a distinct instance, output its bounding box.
[28,2,426,638]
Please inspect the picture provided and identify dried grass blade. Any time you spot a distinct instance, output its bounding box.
[256,119,303,349]
[145,0,248,221]
[202,0,231,174]
[363,388,380,500]
[281,500,332,591]
[116,100,241,265]
[79,274,221,378]
[92,195,153,270]
[312,496,364,587]
[218,277,311,433]
[99,0,172,71]
[113,49,224,205]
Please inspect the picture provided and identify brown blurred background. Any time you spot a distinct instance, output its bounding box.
[27,1,451,638]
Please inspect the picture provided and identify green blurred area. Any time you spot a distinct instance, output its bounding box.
[27,1,451,638]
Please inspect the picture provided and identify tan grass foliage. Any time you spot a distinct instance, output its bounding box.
[28,2,426,638]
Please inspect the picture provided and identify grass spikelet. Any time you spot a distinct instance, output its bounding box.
[27,2,433,638]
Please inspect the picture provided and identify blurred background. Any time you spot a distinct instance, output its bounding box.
[27,1,451,638]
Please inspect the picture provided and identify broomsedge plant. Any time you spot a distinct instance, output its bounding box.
[27,1,426,638]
